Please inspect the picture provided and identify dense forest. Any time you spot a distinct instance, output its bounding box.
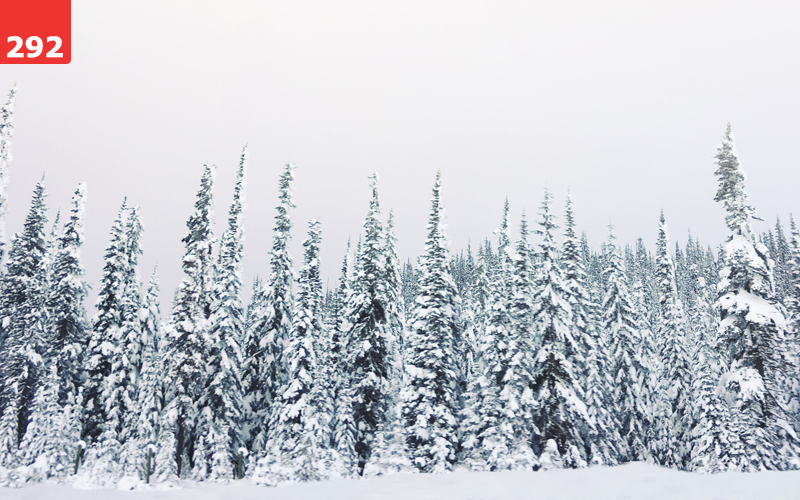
[0,84,798,488]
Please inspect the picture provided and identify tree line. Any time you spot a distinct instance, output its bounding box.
[0,85,798,487]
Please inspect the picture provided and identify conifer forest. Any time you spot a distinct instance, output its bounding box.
[0,81,799,489]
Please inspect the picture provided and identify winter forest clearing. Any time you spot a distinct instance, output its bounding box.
[0,78,799,497]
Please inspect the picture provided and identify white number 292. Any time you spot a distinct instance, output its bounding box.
[7,36,63,58]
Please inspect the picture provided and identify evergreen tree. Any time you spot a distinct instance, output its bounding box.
[689,281,745,472]
[133,270,163,483]
[196,147,248,481]
[46,183,88,409]
[713,124,798,469]
[561,193,621,465]
[401,171,461,473]
[0,181,49,466]
[530,190,589,468]
[81,205,145,485]
[653,211,693,468]
[240,276,268,456]
[337,174,392,473]
[162,164,216,477]
[246,163,296,466]
[0,84,17,262]
[603,226,649,461]
[254,220,332,484]
[83,200,130,443]
[13,363,82,483]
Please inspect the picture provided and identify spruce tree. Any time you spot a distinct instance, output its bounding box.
[134,270,163,483]
[337,174,392,473]
[46,183,88,409]
[713,124,798,469]
[246,163,295,466]
[530,190,589,468]
[254,220,331,484]
[401,171,461,473]
[0,84,17,262]
[13,362,82,483]
[0,181,49,467]
[195,147,248,482]
[603,226,648,461]
[81,205,145,485]
[561,193,621,465]
[83,200,130,443]
[653,211,693,468]
[162,164,216,477]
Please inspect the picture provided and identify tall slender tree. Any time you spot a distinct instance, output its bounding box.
[530,190,589,468]
[713,124,798,469]
[561,193,622,465]
[338,174,392,473]
[254,220,331,484]
[197,147,248,481]
[0,181,49,467]
[162,164,216,477]
[653,211,693,468]
[0,84,17,262]
[603,226,649,461]
[401,171,461,473]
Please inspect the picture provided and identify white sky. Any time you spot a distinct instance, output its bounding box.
[1,1,799,307]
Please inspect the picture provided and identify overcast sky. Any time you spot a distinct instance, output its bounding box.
[1,1,799,307]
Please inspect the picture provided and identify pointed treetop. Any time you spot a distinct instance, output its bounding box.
[713,123,760,237]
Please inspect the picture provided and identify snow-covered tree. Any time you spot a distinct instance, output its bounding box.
[46,183,88,409]
[653,211,692,468]
[401,171,461,473]
[13,363,81,484]
[530,190,589,468]
[603,226,649,461]
[561,193,622,465]
[83,200,130,444]
[161,164,216,477]
[245,163,295,465]
[0,181,49,467]
[132,270,163,483]
[337,174,393,473]
[80,205,145,485]
[713,124,799,470]
[0,84,17,262]
[241,276,268,456]
[253,220,332,485]
[196,148,247,482]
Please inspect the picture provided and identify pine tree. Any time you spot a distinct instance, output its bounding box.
[530,190,589,468]
[561,193,621,465]
[133,270,163,483]
[653,211,693,468]
[713,124,798,469]
[197,148,248,482]
[240,276,268,456]
[0,181,49,467]
[81,205,144,485]
[254,220,331,485]
[46,183,88,409]
[337,174,392,473]
[246,163,296,468]
[603,226,649,461]
[162,164,216,477]
[83,200,130,444]
[401,171,461,473]
[689,290,745,472]
[0,84,17,262]
[13,362,82,483]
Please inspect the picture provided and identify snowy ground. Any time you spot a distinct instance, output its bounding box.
[3,463,800,500]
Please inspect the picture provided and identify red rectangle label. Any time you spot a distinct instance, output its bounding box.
[0,0,71,64]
